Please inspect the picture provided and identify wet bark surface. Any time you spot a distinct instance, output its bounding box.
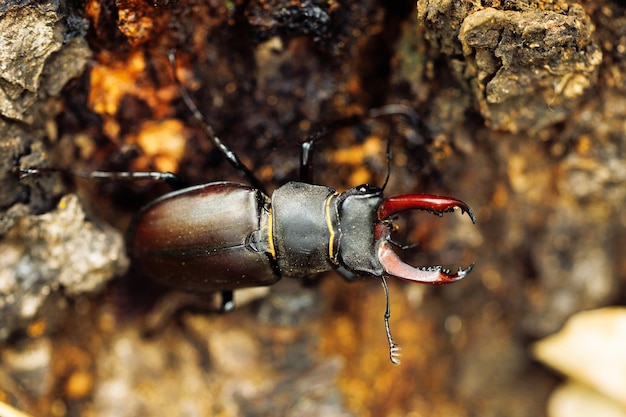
[0,0,624,416]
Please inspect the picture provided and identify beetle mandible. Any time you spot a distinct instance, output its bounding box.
[19,51,476,364]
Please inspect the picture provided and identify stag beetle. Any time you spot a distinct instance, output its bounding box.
[129,178,475,291]
[19,52,476,364]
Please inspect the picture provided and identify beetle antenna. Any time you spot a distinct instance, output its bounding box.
[381,274,401,365]
[168,50,268,195]
[381,130,393,191]
[367,104,418,191]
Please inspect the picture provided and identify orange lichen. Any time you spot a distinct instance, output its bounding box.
[88,48,182,159]
[26,319,47,338]
[65,371,94,399]
[332,135,384,164]
[84,0,102,29]
[89,51,149,117]
[331,135,385,185]
[117,0,154,46]
[135,119,187,173]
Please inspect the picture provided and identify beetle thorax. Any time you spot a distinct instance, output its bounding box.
[271,182,384,278]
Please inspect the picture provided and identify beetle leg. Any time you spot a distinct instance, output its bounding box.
[169,50,268,195]
[220,290,235,312]
[336,266,358,281]
[376,194,476,284]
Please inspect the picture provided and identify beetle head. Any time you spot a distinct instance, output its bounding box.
[374,194,476,284]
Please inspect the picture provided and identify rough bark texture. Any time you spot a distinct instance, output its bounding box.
[0,0,624,416]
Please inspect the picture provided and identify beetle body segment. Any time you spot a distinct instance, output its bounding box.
[334,185,385,277]
[272,182,385,278]
[130,182,279,291]
[272,182,337,277]
[130,179,474,292]
[130,181,390,290]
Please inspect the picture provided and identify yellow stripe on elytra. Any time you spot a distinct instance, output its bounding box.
[267,207,277,259]
[325,193,339,260]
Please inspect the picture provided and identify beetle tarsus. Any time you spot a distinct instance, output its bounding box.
[17,168,35,179]
[17,167,185,188]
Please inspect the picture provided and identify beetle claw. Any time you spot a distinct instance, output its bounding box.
[376,193,476,284]
[377,240,474,283]
[378,194,476,224]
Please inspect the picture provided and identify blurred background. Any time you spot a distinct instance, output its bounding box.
[0,0,624,416]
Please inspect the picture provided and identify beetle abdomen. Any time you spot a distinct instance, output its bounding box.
[130,182,279,291]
